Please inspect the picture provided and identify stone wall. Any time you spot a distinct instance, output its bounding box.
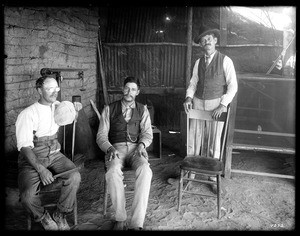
[4,7,100,156]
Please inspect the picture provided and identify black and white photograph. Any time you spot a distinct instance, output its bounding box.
[2,4,295,231]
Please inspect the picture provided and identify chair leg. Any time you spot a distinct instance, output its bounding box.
[27,215,32,230]
[178,169,184,212]
[217,174,221,219]
[103,181,108,216]
[73,196,78,225]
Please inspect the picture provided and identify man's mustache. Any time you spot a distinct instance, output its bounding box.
[124,93,133,98]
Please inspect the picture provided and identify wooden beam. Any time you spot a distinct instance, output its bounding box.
[232,143,295,154]
[104,42,281,48]
[185,7,193,88]
[234,129,295,137]
[237,73,295,81]
[219,7,228,46]
[231,169,294,180]
[101,87,186,95]
[104,42,187,47]
[98,27,109,105]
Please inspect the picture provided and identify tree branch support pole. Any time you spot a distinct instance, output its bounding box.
[185,7,193,88]
[98,27,109,105]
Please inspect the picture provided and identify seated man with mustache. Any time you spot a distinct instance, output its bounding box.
[96,76,153,230]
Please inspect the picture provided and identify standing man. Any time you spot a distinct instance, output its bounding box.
[183,27,238,192]
[96,76,153,230]
[16,74,82,230]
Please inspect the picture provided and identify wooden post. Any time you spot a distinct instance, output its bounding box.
[185,7,193,88]
[219,7,228,47]
[98,27,109,105]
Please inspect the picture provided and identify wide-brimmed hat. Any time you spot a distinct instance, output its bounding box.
[54,101,76,126]
[194,27,220,44]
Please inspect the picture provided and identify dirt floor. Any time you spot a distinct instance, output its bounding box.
[4,130,295,231]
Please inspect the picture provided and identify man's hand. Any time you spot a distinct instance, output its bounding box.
[39,168,55,186]
[106,146,119,162]
[133,143,148,160]
[183,97,193,114]
[212,104,227,119]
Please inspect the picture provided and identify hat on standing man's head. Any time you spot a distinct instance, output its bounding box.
[194,26,220,44]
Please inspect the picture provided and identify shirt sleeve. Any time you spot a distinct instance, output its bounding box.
[15,108,35,151]
[96,105,112,153]
[185,59,200,99]
[139,105,153,148]
[221,56,238,107]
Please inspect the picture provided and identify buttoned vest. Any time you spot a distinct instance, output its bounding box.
[108,100,144,144]
[195,51,226,100]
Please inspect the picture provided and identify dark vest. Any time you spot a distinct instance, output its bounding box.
[195,51,227,100]
[108,100,144,144]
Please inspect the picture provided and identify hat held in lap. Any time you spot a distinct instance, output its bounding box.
[54,101,76,126]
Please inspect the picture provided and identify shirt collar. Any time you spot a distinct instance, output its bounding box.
[205,50,217,59]
[121,99,135,109]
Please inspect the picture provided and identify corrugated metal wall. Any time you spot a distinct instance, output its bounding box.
[104,7,187,43]
[103,43,187,89]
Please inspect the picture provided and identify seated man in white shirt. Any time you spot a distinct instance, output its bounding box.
[16,74,82,230]
[96,76,153,230]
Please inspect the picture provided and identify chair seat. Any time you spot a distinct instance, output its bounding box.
[181,156,223,174]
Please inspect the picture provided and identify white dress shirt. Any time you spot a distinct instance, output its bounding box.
[186,51,238,106]
[15,101,60,151]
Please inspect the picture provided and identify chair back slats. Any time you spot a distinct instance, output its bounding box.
[187,109,227,122]
[185,106,231,161]
[200,123,205,156]
[206,122,210,157]
[212,121,218,158]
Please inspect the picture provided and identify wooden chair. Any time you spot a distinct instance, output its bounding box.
[27,179,78,230]
[27,124,79,230]
[178,105,230,219]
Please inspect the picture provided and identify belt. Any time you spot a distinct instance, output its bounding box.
[33,134,57,142]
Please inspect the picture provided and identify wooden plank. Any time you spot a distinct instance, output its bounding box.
[98,28,109,105]
[237,73,295,81]
[232,143,295,154]
[104,42,187,47]
[90,99,101,120]
[103,87,186,95]
[188,109,227,122]
[234,129,295,137]
[231,169,294,180]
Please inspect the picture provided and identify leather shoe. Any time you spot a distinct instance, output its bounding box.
[210,184,218,194]
[113,221,126,230]
[128,227,143,231]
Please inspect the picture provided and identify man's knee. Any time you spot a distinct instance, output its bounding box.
[137,163,152,179]
[69,171,81,186]
[106,166,123,181]
[20,189,36,205]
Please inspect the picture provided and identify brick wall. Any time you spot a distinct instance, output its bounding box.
[4,7,100,156]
